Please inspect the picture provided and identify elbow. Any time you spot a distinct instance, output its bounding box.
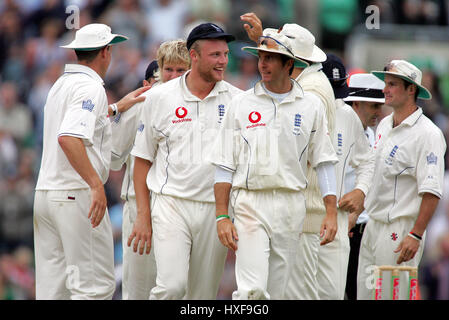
[58,135,68,150]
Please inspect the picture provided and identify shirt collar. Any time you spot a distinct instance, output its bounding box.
[254,79,304,103]
[64,64,105,86]
[295,62,323,81]
[402,107,423,126]
[393,107,423,128]
[180,70,229,102]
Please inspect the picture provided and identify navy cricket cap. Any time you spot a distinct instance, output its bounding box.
[321,53,349,99]
[186,23,235,50]
[144,60,158,81]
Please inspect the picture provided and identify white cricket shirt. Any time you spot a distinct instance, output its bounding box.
[365,107,446,223]
[209,80,338,191]
[334,99,374,200]
[345,126,375,224]
[131,71,242,202]
[36,64,111,190]
[110,81,163,200]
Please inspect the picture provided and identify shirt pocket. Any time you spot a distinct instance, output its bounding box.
[382,143,415,178]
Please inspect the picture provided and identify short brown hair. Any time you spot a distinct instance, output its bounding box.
[74,47,104,63]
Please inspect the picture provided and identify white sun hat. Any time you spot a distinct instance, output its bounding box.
[371,60,431,100]
[278,23,327,67]
[344,73,386,103]
[60,23,128,51]
[242,28,308,68]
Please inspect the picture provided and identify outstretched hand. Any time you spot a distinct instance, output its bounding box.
[117,86,151,113]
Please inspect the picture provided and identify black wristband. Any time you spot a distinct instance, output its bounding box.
[410,232,422,240]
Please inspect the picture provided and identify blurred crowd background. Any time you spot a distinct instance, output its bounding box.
[0,0,449,300]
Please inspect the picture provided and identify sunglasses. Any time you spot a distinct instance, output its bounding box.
[258,36,295,58]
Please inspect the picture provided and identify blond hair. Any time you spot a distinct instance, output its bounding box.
[154,39,190,82]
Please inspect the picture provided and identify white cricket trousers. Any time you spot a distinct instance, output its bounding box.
[121,197,156,300]
[232,189,306,300]
[33,189,115,300]
[149,194,228,300]
[316,209,350,300]
[285,231,320,300]
[357,217,425,300]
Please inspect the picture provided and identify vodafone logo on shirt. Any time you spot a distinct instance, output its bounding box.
[173,106,192,124]
[247,111,266,129]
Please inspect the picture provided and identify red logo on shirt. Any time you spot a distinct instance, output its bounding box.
[175,107,188,118]
[172,106,192,124]
[248,111,261,123]
[391,232,398,241]
[246,111,266,129]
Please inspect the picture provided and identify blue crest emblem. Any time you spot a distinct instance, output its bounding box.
[295,114,302,127]
[427,152,437,165]
[337,133,343,155]
[385,145,398,165]
[293,114,302,135]
[218,104,225,123]
[82,99,94,112]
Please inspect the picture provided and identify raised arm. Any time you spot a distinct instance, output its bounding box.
[240,12,263,43]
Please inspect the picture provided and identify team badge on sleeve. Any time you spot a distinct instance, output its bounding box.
[426,152,437,165]
[82,99,95,112]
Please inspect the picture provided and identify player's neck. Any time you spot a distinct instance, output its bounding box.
[291,67,304,80]
[392,101,418,127]
[185,69,216,100]
[78,60,106,79]
[263,76,292,94]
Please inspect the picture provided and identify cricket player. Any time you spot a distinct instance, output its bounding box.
[129,23,242,300]
[110,40,190,300]
[343,72,384,300]
[357,60,446,299]
[240,14,339,299]
[211,28,338,300]
[316,57,377,300]
[33,24,148,299]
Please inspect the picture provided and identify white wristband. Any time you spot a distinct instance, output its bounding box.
[407,232,422,241]
[216,217,228,223]
[110,103,118,116]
